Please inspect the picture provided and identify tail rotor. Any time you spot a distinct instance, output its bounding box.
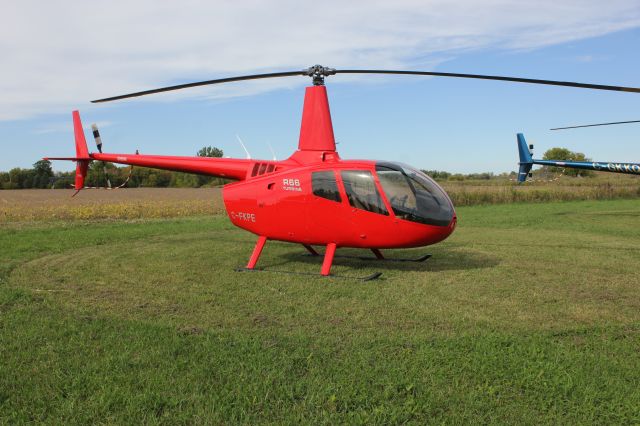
[91,124,112,189]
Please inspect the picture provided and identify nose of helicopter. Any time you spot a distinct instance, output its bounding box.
[387,209,456,248]
[422,212,457,245]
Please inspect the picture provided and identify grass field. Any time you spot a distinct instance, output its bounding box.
[1,196,639,423]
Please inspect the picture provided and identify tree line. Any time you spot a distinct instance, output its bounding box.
[0,146,228,189]
[1,146,593,189]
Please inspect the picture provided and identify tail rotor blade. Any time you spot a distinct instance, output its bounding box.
[91,123,111,188]
[91,123,103,153]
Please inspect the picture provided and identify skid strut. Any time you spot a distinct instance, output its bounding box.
[303,244,320,256]
[238,239,382,279]
[246,236,267,269]
[321,243,337,276]
[371,248,385,260]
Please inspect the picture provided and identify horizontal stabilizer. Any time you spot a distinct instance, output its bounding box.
[43,156,91,161]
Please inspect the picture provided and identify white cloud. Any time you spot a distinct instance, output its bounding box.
[1,0,639,120]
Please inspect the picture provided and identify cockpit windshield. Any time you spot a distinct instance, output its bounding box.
[376,162,454,226]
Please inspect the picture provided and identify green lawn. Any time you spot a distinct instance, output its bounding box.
[1,200,639,424]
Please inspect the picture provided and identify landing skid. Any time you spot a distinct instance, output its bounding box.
[236,267,382,281]
[304,252,432,263]
[240,238,424,279]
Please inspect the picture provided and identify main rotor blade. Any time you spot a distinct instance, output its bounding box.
[550,120,640,130]
[91,70,303,103]
[91,65,640,103]
[335,70,640,93]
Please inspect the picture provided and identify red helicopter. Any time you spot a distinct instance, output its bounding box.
[46,65,640,278]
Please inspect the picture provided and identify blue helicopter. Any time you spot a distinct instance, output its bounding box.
[517,120,640,182]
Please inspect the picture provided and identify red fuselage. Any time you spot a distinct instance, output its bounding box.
[89,149,456,249]
[223,153,456,248]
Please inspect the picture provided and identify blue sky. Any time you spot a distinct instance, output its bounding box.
[1,1,639,173]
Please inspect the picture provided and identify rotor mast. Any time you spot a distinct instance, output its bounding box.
[292,65,339,157]
[297,86,336,153]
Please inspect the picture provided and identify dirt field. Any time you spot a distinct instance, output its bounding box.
[0,188,224,222]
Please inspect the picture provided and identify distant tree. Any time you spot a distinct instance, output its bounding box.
[7,167,34,189]
[52,171,74,189]
[149,170,172,187]
[542,147,593,177]
[448,174,465,181]
[466,172,494,180]
[543,147,573,162]
[170,172,200,188]
[31,160,54,188]
[423,170,451,180]
[197,146,223,158]
[87,161,105,187]
[195,146,227,186]
[0,170,18,189]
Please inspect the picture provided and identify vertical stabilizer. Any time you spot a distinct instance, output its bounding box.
[72,111,91,190]
[73,111,90,158]
[517,133,533,183]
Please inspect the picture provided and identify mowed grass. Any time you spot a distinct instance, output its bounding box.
[1,199,640,424]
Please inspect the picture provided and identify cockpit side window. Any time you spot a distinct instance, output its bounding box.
[312,171,342,202]
[340,170,389,215]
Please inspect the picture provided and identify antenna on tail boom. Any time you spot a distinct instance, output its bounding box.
[236,135,252,159]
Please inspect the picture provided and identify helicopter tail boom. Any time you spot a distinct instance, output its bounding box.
[45,111,256,187]
[90,152,253,180]
[515,132,640,182]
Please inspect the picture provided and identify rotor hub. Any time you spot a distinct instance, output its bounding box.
[303,65,336,86]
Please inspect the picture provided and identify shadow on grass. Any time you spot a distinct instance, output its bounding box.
[262,246,500,273]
